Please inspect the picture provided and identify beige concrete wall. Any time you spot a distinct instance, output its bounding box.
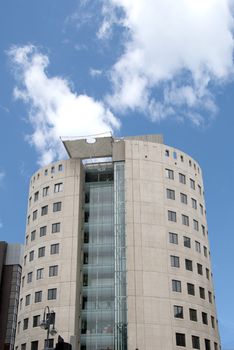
[14,136,221,350]
[15,159,82,350]
[125,140,220,350]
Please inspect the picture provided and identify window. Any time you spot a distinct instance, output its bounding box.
[27,215,30,225]
[172,279,181,292]
[182,214,189,226]
[198,184,202,195]
[25,235,29,245]
[166,189,175,200]
[197,263,203,275]
[190,178,195,189]
[41,205,48,216]
[205,339,211,350]
[168,210,177,222]
[176,333,186,347]
[17,321,21,333]
[170,255,180,268]
[42,186,49,197]
[169,232,178,244]
[51,166,55,174]
[24,255,27,266]
[35,291,42,303]
[202,225,205,235]
[34,191,39,202]
[179,173,186,184]
[191,198,197,209]
[192,336,200,349]
[204,246,208,257]
[183,236,191,248]
[211,316,215,329]
[31,341,38,350]
[54,183,63,193]
[189,308,197,321]
[193,220,199,231]
[202,312,208,325]
[29,197,32,206]
[165,149,169,156]
[23,318,29,330]
[21,345,26,350]
[48,288,57,300]
[44,340,54,349]
[20,298,23,310]
[44,169,48,176]
[27,272,33,283]
[29,250,34,261]
[38,246,45,258]
[214,343,218,350]
[195,241,201,253]
[185,259,193,271]
[33,315,40,327]
[22,276,25,287]
[53,202,62,212]
[174,305,183,319]
[187,283,195,295]
[206,268,210,280]
[31,230,36,241]
[25,294,31,306]
[49,265,58,277]
[58,164,63,171]
[51,243,59,255]
[208,291,212,303]
[36,268,44,280]
[52,222,60,233]
[165,169,174,179]
[200,204,203,215]
[83,274,88,287]
[84,230,89,243]
[40,226,47,237]
[199,287,205,299]
[180,193,187,204]
[33,210,37,221]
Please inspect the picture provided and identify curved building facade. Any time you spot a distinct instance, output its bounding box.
[15,135,220,350]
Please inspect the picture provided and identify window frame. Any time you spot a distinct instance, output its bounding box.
[168,210,177,222]
[170,255,180,268]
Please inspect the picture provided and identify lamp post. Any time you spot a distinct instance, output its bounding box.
[40,306,57,350]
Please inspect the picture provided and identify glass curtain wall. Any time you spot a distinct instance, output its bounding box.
[81,164,115,350]
[114,162,127,350]
[80,162,127,350]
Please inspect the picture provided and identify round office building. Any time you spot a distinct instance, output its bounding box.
[15,134,221,350]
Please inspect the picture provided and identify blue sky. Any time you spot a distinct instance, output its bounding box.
[0,0,234,348]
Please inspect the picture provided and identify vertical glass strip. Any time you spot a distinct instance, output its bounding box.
[80,162,127,350]
[80,164,115,350]
[114,162,127,350]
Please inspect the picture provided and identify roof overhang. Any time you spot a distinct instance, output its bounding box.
[62,136,113,159]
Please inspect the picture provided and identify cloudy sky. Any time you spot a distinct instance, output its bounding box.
[0,1,234,347]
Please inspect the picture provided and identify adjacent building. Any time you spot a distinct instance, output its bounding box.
[15,134,221,350]
[0,242,23,350]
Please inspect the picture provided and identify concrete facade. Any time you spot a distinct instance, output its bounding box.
[15,135,220,350]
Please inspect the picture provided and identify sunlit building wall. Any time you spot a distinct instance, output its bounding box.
[15,135,220,350]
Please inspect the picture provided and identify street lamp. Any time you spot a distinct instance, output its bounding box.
[40,306,57,349]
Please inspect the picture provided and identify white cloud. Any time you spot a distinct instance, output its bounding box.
[102,0,234,123]
[89,68,103,77]
[8,45,120,166]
